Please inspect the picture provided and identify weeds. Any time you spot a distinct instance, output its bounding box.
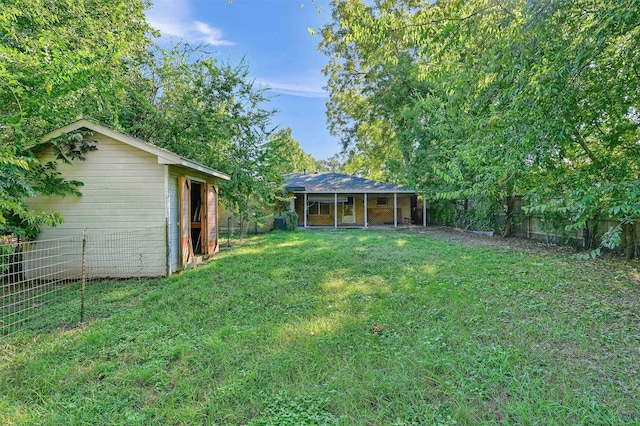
[1,230,638,425]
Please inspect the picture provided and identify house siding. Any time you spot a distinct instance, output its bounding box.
[27,133,168,277]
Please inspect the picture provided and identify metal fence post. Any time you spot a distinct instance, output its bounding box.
[80,228,87,323]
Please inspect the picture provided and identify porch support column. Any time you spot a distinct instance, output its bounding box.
[334,192,338,229]
[394,193,398,228]
[304,193,308,228]
[423,194,427,227]
[364,193,368,228]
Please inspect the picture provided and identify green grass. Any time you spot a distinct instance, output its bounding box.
[1,230,639,425]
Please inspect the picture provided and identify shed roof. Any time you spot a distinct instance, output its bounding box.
[284,172,415,193]
[37,119,230,181]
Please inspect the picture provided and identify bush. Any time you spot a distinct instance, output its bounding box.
[282,210,298,231]
[463,197,501,232]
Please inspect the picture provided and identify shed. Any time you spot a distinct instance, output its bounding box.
[26,119,230,277]
[284,172,425,228]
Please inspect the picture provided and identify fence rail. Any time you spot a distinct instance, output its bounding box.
[1,227,164,338]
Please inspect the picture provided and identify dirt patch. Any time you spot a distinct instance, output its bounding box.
[407,226,640,285]
[407,226,575,254]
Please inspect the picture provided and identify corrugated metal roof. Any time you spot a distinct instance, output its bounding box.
[284,172,415,193]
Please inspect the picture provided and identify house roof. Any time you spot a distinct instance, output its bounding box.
[284,172,415,193]
[37,119,230,181]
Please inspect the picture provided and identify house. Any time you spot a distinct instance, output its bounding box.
[26,119,230,277]
[284,172,425,228]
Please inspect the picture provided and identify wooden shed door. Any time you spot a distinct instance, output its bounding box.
[204,184,219,255]
[179,177,192,268]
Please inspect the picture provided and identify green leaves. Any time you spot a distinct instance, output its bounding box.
[124,44,303,237]
[320,0,639,254]
[266,128,317,176]
[0,0,154,237]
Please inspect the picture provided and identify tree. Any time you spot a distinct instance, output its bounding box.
[319,0,640,255]
[121,44,282,239]
[0,0,154,235]
[316,153,346,173]
[264,128,318,175]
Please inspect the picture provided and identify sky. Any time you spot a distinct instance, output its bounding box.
[146,0,342,160]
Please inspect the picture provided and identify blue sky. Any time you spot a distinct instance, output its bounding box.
[146,0,342,160]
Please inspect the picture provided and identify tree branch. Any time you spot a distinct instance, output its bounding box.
[573,130,599,165]
[389,4,500,33]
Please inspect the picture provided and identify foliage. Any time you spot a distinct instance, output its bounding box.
[266,128,318,174]
[315,153,346,173]
[0,0,154,236]
[463,197,502,232]
[281,210,299,231]
[2,230,639,423]
[430,201,460,227]
[319,0,640,256]
[0,0,153,139]
[249,391,336,426]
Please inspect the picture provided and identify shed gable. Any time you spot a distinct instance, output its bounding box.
[29,132,167,236]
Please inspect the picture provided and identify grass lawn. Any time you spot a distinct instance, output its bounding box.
[1,229,639,425]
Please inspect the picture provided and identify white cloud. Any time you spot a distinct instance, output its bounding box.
[192,21,234,46]
[147,0,233,46]
[257,76,327,98]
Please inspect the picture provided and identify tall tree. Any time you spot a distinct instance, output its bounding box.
[264,128,318,175]
[0,0,154,235]
[316,153,346,173]
[122,45,281,237]
[320,0,639,254]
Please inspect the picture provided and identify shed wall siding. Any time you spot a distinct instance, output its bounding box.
[168,169,180,274]
[27,134,168,277]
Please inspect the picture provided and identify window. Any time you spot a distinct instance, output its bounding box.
[377,197,388,207]
[308,202,330,215]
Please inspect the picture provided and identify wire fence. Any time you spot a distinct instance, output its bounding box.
[1,227,165,338]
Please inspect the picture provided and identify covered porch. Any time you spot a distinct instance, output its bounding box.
[284,172,426,229]
[292,192,427,228]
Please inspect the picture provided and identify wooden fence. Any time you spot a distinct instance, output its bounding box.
[427,198,639,257]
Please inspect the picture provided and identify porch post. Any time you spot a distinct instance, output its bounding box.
[304,193,308,228]
[394,192,398,227]
[364,193,368,228]
[334,192,338,228]
[423,194,427,227]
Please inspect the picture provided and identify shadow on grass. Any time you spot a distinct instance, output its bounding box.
[2,229,639,425]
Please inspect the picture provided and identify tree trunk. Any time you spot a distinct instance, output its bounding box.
[238,215,245,242]
[584,220,591,249]
[623,222,635,260]
[584,219,598,250]
[502,196,515,238]
[461,199,469,228]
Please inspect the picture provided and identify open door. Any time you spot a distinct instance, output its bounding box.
[179,177,192,268]
[180,177,220,268]
[342,196,355,224]
[204,184,219,255]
